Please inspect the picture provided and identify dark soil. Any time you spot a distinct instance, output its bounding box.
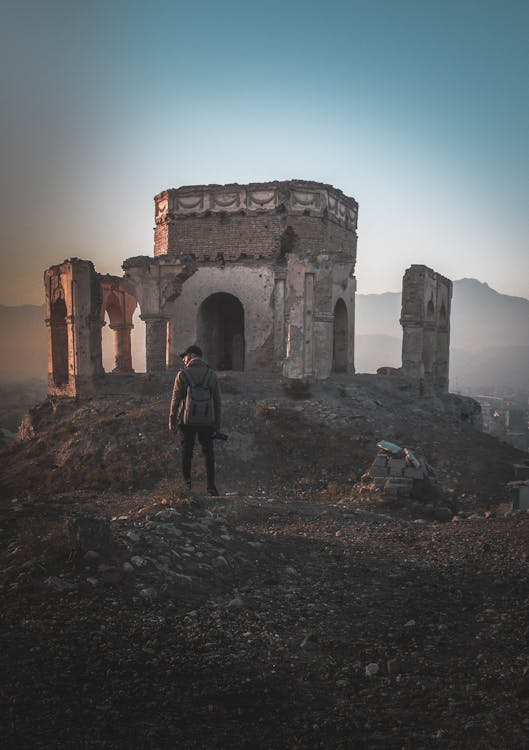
[1,371,528,749]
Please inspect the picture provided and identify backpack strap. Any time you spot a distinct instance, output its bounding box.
[181,367,196,388]
[182,366,212,388]
[202,367,213,390]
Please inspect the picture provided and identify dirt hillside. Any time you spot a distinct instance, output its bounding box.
[1,371,529,749]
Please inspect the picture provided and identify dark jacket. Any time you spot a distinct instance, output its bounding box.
[169,358,221,431]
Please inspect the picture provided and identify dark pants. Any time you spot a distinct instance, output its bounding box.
[179,425,215,486]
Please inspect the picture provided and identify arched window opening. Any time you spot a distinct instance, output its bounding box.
[131,308,146,373]
[105,292,123,327]
[50,297,68,386]
[332,298,348,373]
[101,312,114,372]
[197,293,245,370]
[439,302,447,323]
[426,298,435,320]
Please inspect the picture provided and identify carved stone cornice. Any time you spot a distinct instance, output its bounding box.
[154,180,358,232]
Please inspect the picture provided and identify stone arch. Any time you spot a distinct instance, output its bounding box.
[197,292,245,370]
[332,298,348,372]
[100,279,138,373]
[105,292,123,326]
[50,295,69,386]
[426,297,435,320]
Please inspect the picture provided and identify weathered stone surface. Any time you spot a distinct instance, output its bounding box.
[44,180,359,388]
[400,264,452,396]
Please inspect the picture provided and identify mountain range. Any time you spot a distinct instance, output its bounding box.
[1,279,528,393]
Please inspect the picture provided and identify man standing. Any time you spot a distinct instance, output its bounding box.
[169,345,222,496]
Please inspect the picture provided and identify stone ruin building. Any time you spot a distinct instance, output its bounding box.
[400,265,452,397]
[44,179,452,399]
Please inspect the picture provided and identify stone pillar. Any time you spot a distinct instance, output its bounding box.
[400,264,453,396]
[401,322,424,381]
[303,273,315,377]
[435,328,450,393]
[44,259,103,397]
[110,324,134,372]
[313,312,334,379]
[143,316,167,372]
[349,275,357,374]
[273,273,286,365]
[422,323,436,397]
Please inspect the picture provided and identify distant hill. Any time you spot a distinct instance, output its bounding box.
[0,305,47,381]
[354,334,401,373]
[450,279,529,351]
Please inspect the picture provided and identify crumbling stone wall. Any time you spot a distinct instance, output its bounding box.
[152,181,358,377]
[400,264,452,396]
[45,260,104,397]
[44,180,358,394]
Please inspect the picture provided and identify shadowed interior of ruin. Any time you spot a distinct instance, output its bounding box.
[198,292,245,371]
[332,298,348,373]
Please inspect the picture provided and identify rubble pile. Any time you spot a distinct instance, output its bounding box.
[362,440,439,504]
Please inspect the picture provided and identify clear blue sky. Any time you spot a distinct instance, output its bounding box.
[1,0,528,305]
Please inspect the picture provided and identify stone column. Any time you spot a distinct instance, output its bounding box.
[435,328,450,393]
[110,324,134,372]
[303,273,315,377]
[401,321,424,381]
[273,273,286,364]
[143,316,167,372]
[313,312,334,379]
[348,275,357,374]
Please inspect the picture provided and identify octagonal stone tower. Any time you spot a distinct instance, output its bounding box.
[151,180,359,379]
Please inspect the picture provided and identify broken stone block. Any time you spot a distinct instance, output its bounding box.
[370,467,390,478]
[384,477,413,497]
[389,458,407,475]
[403,467,426,479]
[512,482,529,511]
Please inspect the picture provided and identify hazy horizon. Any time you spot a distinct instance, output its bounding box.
[2,1,528,306]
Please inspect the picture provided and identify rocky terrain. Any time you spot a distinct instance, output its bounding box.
[1,371,529,749]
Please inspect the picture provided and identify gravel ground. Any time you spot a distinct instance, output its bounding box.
[1,371,528,748]
[2,490,529,750]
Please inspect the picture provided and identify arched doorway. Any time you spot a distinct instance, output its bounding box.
[332,298,348,372]
[50,297,69,386]
[197,293,245,370]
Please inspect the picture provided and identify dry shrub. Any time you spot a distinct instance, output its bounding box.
[323,482,352,502]
[255,402,276,418]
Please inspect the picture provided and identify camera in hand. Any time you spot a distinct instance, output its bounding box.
[213,431,228,441]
